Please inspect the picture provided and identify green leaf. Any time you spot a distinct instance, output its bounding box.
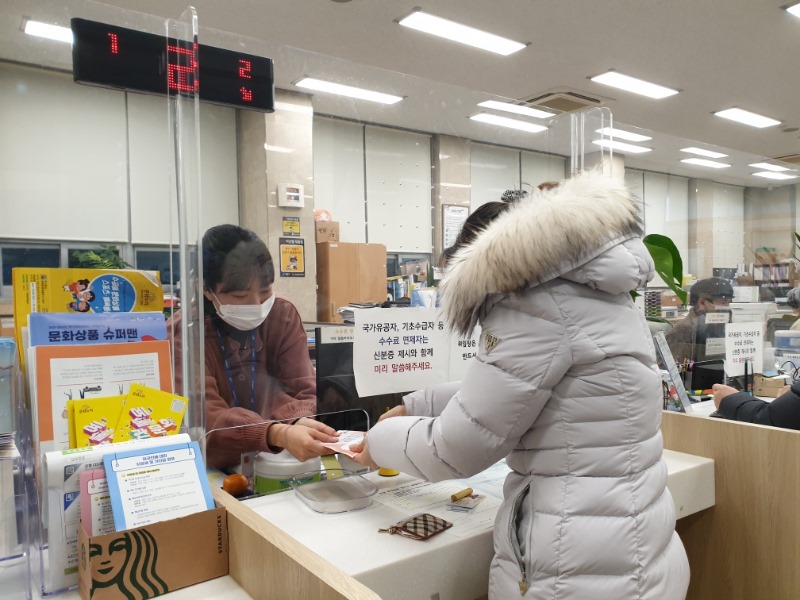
[643,234,687,305]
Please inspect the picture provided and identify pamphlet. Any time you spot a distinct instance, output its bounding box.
[114,383,187,442]
[67,395,126,448]
[12,267,163,371]
[78,469,114,536]
[28,311,167,347]
[103,440,214,531]
[30,340,172,455]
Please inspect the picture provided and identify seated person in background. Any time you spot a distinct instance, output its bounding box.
[790,287,800,331]
[712,381,800,430]
[170,224,337,470]
[665,277,733,364]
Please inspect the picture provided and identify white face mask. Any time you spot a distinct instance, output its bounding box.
[212,292,275,331]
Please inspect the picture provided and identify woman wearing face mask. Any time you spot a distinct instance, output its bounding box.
[170,224,337,470]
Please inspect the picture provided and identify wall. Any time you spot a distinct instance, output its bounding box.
[0,62,239,244]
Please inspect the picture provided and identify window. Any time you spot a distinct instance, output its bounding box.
[135,249,181,288]
[0,245,60,296]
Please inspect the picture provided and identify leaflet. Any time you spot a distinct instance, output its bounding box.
[104,440,214,531]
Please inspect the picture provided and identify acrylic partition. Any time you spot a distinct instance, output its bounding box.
[0,1,204,594]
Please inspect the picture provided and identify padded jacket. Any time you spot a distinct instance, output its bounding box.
[367,172,690,599]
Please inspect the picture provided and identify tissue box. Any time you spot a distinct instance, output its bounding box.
[755,374,788,398]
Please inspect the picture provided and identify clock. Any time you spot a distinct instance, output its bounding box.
[71,18,274,112]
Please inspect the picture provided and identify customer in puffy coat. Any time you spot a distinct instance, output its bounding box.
[351,171,689,599]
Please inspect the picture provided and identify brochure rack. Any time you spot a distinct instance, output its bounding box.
[0,361,32,600]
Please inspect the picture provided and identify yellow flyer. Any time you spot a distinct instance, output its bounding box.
[279,237,305,278]
[67,395,127,448]
[114,383,188,442]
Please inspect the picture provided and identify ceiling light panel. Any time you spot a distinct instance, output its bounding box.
[24,20,73,43]
[592,139,652,154]
[714,108,780,128]
[295,77,403,104]
[590,71,678,99]
[748,162,791,172]
[470,113,547,133]
[680,147,728,159]
[398,10,526,55]
[752,171,797,180]
[787,3,800,18]
[478,100,554,119]
[595,127,652,142]
[681,158,731,169]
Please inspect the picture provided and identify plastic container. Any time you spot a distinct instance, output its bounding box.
[291,469,378,513]
[254,450,321,494]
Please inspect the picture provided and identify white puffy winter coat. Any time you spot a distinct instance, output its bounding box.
[367,172,690,599]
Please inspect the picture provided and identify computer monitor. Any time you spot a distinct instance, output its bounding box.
[314,327,406,431]
[687,359,725,391]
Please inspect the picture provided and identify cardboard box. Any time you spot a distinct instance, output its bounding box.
[316,242,387,322]
[78,506,228,600]
[315,221,340,243]
[755,374,788,398]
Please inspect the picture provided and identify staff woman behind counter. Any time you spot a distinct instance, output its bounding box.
[170,224,337,470]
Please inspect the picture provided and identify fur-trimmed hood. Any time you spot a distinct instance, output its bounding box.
[440,171,647,334]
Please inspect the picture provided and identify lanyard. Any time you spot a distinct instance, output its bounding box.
[214,324,257,411]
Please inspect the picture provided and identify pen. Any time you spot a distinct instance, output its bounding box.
[744,358,750,395]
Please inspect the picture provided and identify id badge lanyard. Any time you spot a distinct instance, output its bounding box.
[214,325,257,411]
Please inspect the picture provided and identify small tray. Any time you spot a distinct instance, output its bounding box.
[291,469,378,514]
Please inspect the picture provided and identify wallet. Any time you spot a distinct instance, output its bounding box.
[378,513,452,540]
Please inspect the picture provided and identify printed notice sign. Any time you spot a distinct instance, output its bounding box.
[353,308,480,397]
[104,441,214,531]
[279,237,305,277]
[282,216,301,236]
[725,322,763,377]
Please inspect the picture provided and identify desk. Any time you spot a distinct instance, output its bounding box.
[232,450,714,600]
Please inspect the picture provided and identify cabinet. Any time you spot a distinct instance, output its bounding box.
[316,243,387,323]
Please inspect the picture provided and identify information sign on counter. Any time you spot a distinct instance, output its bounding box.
[724,322,763,377]
[353,308,479,397]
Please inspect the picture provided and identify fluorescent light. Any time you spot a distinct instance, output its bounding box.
[714,108,780,128]
[595,127,652,142]
[680,147,728,159]
[787,3,800,18]
[681,158,731,169]
[591,139,652,154]
[470,113,547,133]
[478,100,554,119]
[398,10,526,56]
[752,171,798,180]
[748,162,792,172]
[24,19,72,43]
[263,144,294,153]
[295,77,403,105]
[590,71,678,99]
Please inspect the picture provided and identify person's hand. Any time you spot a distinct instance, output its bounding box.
[268,422,339,462]
[712,383,739,409]
[378,404,407,422]
[295,417,338,438]
[349,437,378,469]
[777,384,791,398]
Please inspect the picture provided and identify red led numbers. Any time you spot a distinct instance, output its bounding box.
[238,58,253,102]
[166,44,198,93]
[238,59,252,79]
[108,32,119,54]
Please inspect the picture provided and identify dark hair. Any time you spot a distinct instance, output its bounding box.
[439,187,535,268]
[202,225,274,313]
[787,286,800,311]
[85,291,95,302]
[77,279,90,288]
